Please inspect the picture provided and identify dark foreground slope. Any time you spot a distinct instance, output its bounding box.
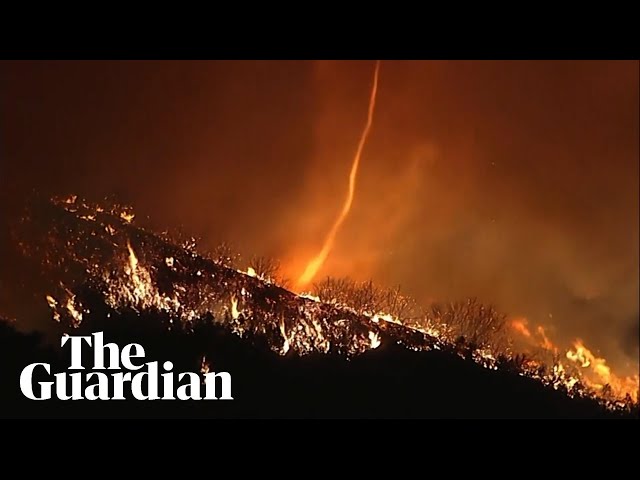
[0,316,633,419]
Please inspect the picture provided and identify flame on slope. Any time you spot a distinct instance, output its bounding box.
[368,330,381,349]
[125,241,149,299]
[299,293,321,303]
[45,295,61,323]
[566,340,639,402]
[511,318,531,337]
[45,287,84,327]
[120,211,135,223]
[537,326,556,352]
[200,355,210,375]
[65,294,84,326]
[510,318,557,352]
[98,240,184,319]
[510,318,638,403]
[230,296,240,320]
[279,317,290,355]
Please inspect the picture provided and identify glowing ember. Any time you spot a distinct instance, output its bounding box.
[120,211,135,223]
[200,356,210,375]
[45,295,61,323]
[510,318,638,403]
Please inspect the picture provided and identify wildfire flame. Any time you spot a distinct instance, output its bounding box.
[120,211,135,223]
[368,330,381,349]
[19,195,640,412]
[200,355,210,375]
[230,296,240,320]
[509,318,638,403]
[537,326,556,352]
[45,288,84,327]
[511,318,531,337]
[566,340,639,402]
[296,60,381,289]
[45,295,61,323]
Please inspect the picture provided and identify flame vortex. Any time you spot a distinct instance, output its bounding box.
[296,60,381,289]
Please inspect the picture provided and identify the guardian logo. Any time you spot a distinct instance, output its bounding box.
[19,332,233,401]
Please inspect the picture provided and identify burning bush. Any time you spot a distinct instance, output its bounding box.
[426,298,509,352]
[314,278,508,352]
[312,277,420,321]
[248,255,289,288]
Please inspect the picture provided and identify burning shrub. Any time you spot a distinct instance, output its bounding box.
[339,279,384,314]
[248,256,289,288]
[380,285,421,323]
[426,298,509,352]
[312,277,421,322]
[312,277,353,306]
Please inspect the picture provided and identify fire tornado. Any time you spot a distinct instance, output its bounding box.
[296,60,381,289]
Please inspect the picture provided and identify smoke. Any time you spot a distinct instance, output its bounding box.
[1,60,638,376]
[276,60,639,376]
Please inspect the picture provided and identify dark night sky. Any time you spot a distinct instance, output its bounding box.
[1,60,638,374]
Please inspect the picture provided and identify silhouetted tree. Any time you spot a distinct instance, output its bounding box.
[427,297,508,351]
[313,277,420,321]
[249,255,289,288]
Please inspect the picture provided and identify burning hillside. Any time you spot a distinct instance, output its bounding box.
[7,194,638,416]
[17,195,434,356]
